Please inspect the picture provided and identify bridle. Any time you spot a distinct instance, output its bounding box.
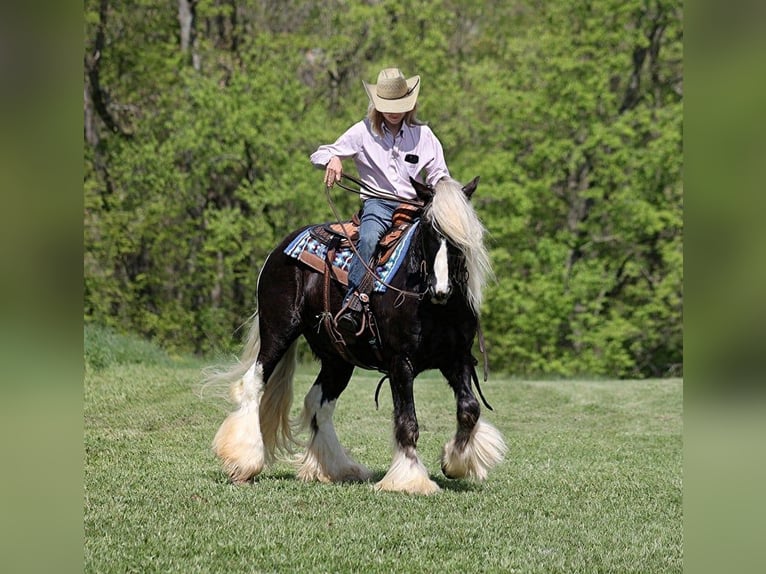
[419,225,469,302]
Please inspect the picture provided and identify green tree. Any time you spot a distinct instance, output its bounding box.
[476,0,682,377]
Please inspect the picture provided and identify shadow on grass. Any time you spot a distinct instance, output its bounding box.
[206,470,233,485]
[207,467,480,493]
[433,476,482,492]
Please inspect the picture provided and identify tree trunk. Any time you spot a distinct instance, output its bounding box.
[178,0,200,70]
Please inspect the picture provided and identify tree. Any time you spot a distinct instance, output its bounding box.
[475,0,682,376]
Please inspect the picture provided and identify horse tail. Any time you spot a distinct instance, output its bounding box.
[206,312,299,482]
[259,331,299,462]
[202,312,262,398]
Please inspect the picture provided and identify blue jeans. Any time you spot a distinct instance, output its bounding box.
[346,198,399,298]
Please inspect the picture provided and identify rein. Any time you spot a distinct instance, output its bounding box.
[337,173,425,208]
[323,176,494,405]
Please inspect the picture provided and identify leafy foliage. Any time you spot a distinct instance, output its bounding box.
[84,0,682,377]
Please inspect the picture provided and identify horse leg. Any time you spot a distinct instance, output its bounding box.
[212,312,300,484]
[296,359,372,483]
[440,360,507,481]
[375,358,440,495]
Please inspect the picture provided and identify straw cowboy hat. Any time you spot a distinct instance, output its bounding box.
[363,68,421,113]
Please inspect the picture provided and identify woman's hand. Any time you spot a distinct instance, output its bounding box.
[324,156,343,188]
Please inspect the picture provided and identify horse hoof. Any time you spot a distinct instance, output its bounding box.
[441,462,459,480]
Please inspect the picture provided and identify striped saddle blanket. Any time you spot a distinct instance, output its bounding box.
[284,217,419,292]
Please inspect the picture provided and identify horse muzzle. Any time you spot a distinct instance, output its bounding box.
[429,283,452,304]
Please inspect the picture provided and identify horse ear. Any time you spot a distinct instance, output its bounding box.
[410,177,434,203]
[462,176,480,199]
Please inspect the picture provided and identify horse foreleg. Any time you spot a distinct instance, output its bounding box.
[375,359,440,495]
[441,362,507,481]
[296,365,372,483]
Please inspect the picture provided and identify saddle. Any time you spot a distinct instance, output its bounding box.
[292,203,421,286]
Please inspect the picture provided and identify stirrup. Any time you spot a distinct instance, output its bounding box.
[334,293,369,336]
[336,310,361,335]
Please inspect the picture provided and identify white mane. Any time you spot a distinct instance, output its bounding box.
[424,178,492,314]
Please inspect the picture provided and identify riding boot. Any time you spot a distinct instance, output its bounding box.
[337,264,376,335]
[337,249,377,335]
[336,291,364,335]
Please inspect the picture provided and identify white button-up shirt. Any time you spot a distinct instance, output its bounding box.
[310,118,450,201]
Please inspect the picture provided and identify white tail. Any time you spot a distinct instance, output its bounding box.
[207,314,298,483]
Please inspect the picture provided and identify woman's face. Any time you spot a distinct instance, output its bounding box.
[381,112,405,126]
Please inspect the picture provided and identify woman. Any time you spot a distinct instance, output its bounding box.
[310,67,451,334]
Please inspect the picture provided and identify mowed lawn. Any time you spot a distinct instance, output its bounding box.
[84,340,682,573]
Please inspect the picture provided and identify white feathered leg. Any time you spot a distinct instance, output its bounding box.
[375,443,440,495]
[441,418,507,480]
[296,385,372,483]
[212,362,266,483]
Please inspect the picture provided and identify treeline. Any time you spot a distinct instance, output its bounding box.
[84,0,683,378]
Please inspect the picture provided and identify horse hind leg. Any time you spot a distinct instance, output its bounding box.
[440,365,507,481]
[211,314,299,484]
[212,359,267,484]
[296,361,372,483]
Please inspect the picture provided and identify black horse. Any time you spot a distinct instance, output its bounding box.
[208,176,505,494]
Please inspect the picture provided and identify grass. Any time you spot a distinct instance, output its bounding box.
[84,329,682,573]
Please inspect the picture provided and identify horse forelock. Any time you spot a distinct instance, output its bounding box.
[425,178,493,314]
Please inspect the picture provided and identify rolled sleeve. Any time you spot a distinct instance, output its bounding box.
[310,122,365,168]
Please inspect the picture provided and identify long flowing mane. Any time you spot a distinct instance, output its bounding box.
[424,178,492,314]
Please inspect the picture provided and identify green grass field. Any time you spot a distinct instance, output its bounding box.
[84,330,682,573]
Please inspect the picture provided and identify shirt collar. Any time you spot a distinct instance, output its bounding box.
[382,121,405,140]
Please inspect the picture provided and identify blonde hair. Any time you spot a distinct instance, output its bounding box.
[367,104,422,137]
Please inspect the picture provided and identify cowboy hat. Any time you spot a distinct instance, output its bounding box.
[362,68,420,113]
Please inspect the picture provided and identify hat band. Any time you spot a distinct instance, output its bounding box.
[377,78,419,100]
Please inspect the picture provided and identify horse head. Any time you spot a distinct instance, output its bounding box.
[410,176,485,308]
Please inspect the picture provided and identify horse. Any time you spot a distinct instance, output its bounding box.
[207,176,506,494]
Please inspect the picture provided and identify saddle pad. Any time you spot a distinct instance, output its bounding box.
[283,222,419,292]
